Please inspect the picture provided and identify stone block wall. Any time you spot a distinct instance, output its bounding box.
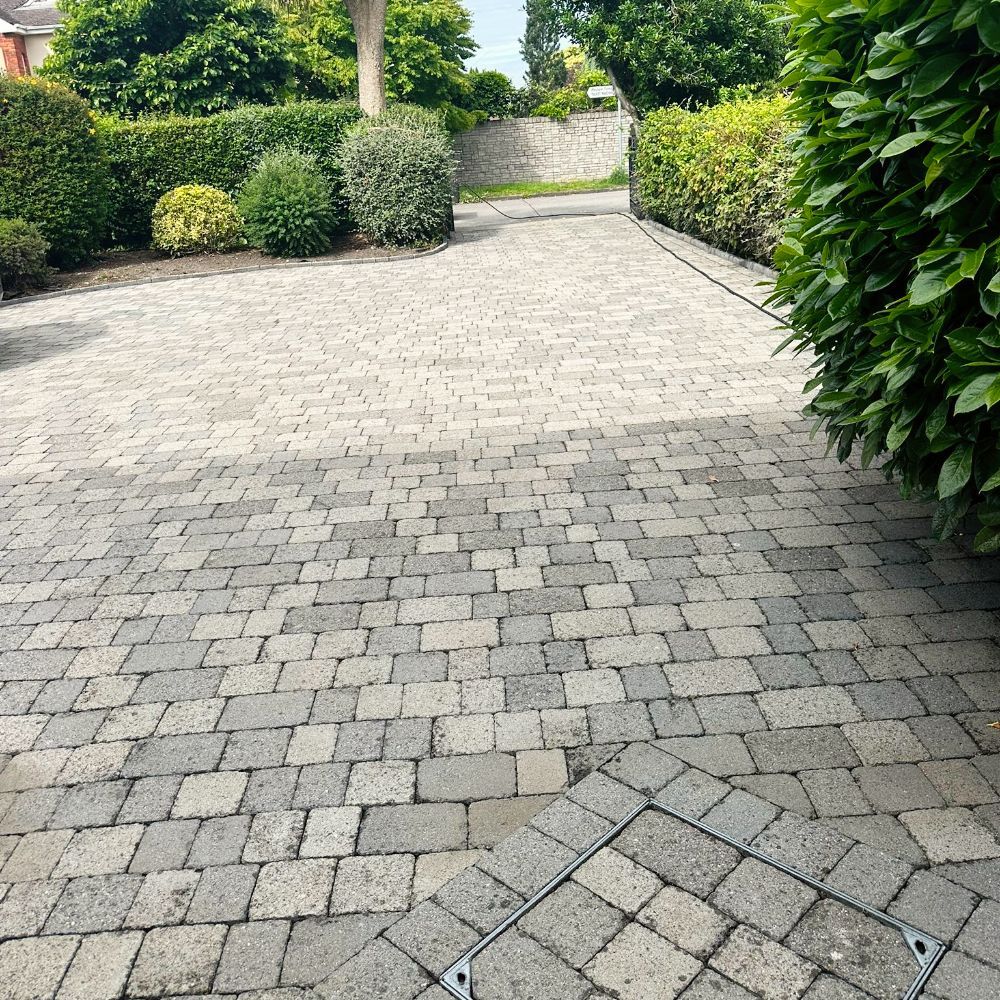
[453,110,630,188]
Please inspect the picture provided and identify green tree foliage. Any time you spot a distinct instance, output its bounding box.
[521,0,568,89]
[286,0,476,107]
[41,0,290,117]
[552,0,785,113]
[0,78,109,267]
[531,67,615,119]
[770,0,1000,552]
[465,69,516,118]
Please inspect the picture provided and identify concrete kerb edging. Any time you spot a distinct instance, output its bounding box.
[0,238,450,308]
[640,218,779,280]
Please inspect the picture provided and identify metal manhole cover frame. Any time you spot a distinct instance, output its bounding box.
[440,799,945,1000]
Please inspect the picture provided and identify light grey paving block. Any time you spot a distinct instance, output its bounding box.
[471,927,596,1000]
[710,925,818,1000]
[280,913,398,987]
[519,881,626,969]
[0,934,80,1000]
[127,923,228,997]
[58,930,143,1000]
[584,922,702,1000]
[416,754,515,802]
[331,853,414,914]
[249,858,337,918]
[637,884,731,959]
[315,938,432,1000]
[384,899,480,976]
[214,918,290,992]
[711,857,817,938]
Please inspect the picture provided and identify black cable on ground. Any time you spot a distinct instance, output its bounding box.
[462,191,788,326]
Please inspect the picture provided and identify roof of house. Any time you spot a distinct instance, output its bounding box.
[0,0,62,30]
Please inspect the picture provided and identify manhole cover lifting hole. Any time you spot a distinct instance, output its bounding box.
[439,800,945,1000]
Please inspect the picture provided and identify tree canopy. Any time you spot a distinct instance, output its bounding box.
[41,0,290,117]
[552,0,785,114]
[287,0,476,108]
[521,0,567,90]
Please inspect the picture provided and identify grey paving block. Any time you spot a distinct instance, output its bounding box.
[127,923,228,997]
[358,803,466,855]
[315,938,431,1000]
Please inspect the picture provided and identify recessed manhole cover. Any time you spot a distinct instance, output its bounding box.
[441,800,943,1000]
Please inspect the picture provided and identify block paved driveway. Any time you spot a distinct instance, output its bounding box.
[0,209,998,999]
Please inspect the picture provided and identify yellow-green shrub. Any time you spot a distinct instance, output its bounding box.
[637,94,792,265]
[151,185,244,256]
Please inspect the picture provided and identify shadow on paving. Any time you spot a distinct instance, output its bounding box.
[0,319,107,373]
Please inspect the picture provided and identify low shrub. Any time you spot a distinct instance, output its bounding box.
[0,77,109,267]
[637,94,792,265]
[0,219,50,295]
[341,116,454,247]
[771,0,1000,552]
[99,100,362,247]
[240,150,336,258]
[151,185,244,255]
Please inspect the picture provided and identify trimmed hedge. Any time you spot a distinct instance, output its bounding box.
[0,77,109,267]
[99,100,362,247]
[342,109,454,247]
[637,94,792,266]
[771,0,1000,552]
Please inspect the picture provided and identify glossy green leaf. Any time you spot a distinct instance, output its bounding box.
[954,374,1000,413]
[881,131,932,156]
[938,444,975,498]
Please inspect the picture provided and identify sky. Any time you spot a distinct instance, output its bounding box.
[465,0,528,85]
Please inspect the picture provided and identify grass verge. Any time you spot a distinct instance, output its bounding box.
[460,172,628,203]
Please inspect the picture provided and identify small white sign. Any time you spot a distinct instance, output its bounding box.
[587,85,616,99]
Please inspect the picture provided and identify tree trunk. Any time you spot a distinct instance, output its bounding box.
[606,64,641,125]
[345,0,388,116]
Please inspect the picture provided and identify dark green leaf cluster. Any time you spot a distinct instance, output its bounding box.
[552,0,786,113]
[98,101,361,247]
[41,0,290,118]
[341,109,454,246]
[637,94,792,265]
[0,219,51,295]
[463,69,517,119]
[770,0,1000,552]
[0,78,109,268]
[239,150,337,257]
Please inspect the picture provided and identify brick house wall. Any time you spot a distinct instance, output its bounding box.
[0,31,29,74]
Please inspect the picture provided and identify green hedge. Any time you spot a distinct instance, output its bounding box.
[99,100,362,247]
[637,94,792,266]
[0,78,109,267]
[771,0,1000,552]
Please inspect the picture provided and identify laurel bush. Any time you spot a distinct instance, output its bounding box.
[770,0,1000,552]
